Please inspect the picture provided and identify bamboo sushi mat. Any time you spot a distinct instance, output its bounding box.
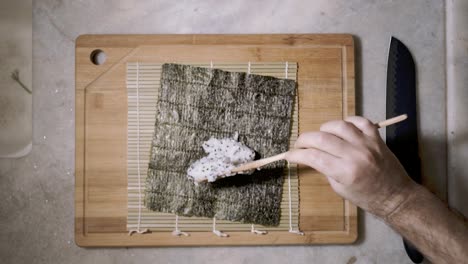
[127,62,299,232]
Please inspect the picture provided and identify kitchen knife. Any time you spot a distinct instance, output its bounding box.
[386,37,424,263]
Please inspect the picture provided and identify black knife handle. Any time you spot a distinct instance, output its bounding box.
[403,238,424,263]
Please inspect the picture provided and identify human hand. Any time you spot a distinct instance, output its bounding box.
[285,116,418,218]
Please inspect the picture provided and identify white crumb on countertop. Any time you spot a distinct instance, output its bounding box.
[187,134,255,183]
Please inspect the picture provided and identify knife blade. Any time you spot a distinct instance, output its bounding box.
[386,36,424,263]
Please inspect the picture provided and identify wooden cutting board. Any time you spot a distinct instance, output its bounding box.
[75,34,356,247]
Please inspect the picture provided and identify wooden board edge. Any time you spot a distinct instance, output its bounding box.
[74,230,358,247]
[75,48,86,239]
[75,30,84,238]
[343,38,358,244]
[76,34,354,48]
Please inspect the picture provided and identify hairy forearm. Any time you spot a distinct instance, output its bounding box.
[379,183,468,263]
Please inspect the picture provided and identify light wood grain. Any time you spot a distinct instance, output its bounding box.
[75,34,357,247]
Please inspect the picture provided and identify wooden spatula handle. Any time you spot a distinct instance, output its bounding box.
[376,114,407,128]
[231,152,287,173]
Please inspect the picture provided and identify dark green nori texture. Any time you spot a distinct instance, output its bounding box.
[145,63,296,226]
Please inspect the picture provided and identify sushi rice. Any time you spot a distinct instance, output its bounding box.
[187,133,255,183]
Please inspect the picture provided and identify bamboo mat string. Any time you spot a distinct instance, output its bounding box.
[128,61,149,236]
[287,160,303,235]
[169,59,188,236]
[209,61,229,238]
[212,217,228,237]
[285,62,304,236]
[171,215,189,236]
[247,61,268,235]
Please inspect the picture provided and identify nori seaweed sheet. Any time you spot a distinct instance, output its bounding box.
[145,63,296,226]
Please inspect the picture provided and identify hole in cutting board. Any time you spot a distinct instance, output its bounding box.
[90,49,106,65]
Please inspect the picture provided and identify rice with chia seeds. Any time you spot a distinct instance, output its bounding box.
[187,134,255,183]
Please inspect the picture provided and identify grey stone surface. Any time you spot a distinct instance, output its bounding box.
[447,0,468,217]
[0,0,32,157]
[0,0,450,263]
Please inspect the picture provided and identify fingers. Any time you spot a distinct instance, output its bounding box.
[294,131,357,158]
[286,149,346,184]
[285,148,339,175]
[344,116,380,139]
[320,120,365,144]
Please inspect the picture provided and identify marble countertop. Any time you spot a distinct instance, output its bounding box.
[1,0,462,263]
